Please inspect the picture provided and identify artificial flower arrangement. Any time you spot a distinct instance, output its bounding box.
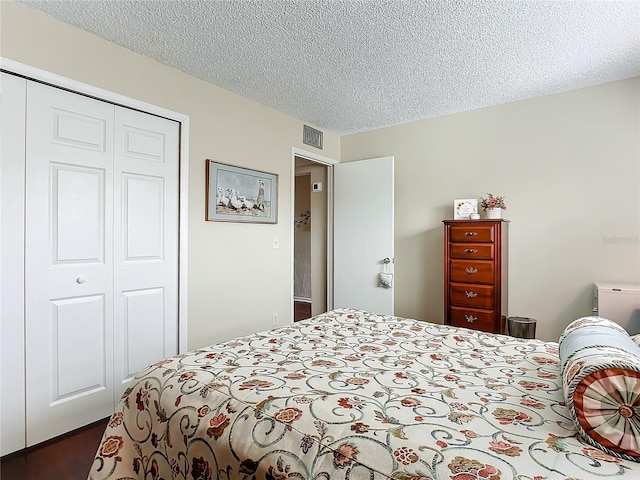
[480,193,506,211]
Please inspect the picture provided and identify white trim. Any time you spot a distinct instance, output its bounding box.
[1,72,27,456]
[178,119,190,353]
[290,147,337,322]
[292,146,338,166]
[0,58,187,123]
[326,165,334,311]
[1,57,190,353]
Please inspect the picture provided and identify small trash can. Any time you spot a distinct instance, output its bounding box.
[507,316,537,339]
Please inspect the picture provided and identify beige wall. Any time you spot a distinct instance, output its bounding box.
[3,2,638,346]
[342,77,640,341]
[0,2,340,349]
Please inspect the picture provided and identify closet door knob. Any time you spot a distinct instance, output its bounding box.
[76,276,86,284]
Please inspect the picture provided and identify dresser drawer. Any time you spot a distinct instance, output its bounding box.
[450,260,494,284]
[450,243,494,260]
[450,283,494,308]
[449,225,495,243]
[449,306,496,332]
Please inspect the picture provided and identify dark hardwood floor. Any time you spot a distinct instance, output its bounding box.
[1,418,108,480]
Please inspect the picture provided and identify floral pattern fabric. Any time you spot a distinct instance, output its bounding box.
[88,309,640,479]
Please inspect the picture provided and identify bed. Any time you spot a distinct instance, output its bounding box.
[88,309,640,479]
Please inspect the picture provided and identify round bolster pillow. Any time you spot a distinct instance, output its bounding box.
[559,316,640,462]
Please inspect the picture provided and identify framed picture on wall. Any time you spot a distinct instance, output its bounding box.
[206,160,278,223]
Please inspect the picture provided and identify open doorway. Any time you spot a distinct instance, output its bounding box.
[293,156,328,321]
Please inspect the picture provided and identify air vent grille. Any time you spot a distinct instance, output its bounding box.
[303,125,323,150]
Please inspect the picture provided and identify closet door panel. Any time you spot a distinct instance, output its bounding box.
[122,288,165,379]
[113,107,179,393]
[50,295,107,401]
[25,81,115,446]
[124,174,164,259]
[1,73,27,456]
[52,164,105,263]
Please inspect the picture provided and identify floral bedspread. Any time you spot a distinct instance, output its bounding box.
[88,309,640,479]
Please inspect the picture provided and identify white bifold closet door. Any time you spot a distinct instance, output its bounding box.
[24,81,179,446]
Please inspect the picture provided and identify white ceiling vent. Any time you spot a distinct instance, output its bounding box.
[303,125,323,150]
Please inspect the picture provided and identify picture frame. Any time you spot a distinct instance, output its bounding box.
[206,160,278,223]
[453,198,478,220]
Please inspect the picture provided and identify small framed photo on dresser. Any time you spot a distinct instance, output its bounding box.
[453,199,478,219]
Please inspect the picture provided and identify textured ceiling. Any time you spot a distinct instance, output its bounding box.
[20,0,640,135]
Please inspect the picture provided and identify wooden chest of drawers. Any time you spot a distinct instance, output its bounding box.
[443,219,508,334]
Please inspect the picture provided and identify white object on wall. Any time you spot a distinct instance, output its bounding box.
[593,282,640,335]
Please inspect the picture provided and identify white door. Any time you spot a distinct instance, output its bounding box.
[113,107,179,394]
[24,81,179,445]
[25,81,116,445]
[1,72,27,455]
[333,156,394,315]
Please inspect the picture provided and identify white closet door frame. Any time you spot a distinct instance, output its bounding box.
[0,58,189,454]
[1,58,189,354]
[1,72,27,456]
[290,147,338,320]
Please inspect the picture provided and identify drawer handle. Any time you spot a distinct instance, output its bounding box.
[464,291,478,298]
[465,267,478,274]
[465,314,477,323]
[464,231,478,236]
[464,248,478,254]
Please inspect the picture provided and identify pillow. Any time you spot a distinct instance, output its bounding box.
[633,334,640,348]
[559,316,640,462]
